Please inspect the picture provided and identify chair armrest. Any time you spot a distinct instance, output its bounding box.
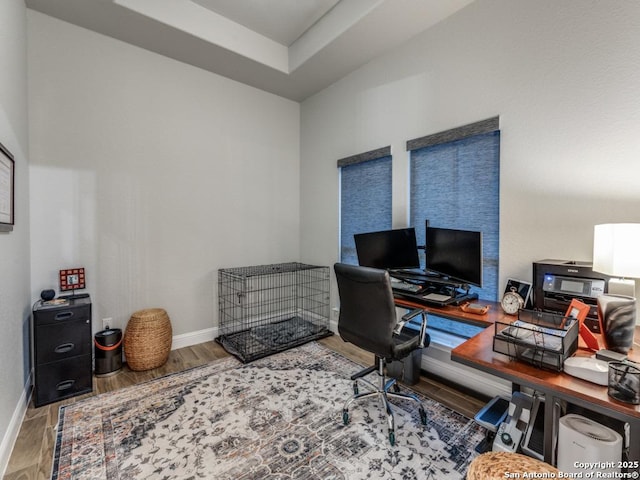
[401,308,424,323]
[399,308,429,348]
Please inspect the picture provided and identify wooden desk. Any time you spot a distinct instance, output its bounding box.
[394,296,640,464]
[394,298,507,328]
[452,322,640,465]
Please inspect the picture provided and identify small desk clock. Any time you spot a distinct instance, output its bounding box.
[501,287,524,315]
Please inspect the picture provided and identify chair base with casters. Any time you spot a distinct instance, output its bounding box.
[342,354,429,446]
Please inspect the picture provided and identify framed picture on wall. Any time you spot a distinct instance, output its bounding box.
[0,141,15,232]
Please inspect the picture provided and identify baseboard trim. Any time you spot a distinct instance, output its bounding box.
[0,374,32,478]
[171,327,218,350]
[420,344,511,399]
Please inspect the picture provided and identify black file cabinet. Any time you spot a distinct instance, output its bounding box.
[32,296,93,407]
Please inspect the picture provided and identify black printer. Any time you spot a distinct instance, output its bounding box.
[533,259,612,333]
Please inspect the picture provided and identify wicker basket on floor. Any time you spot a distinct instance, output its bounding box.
[124,308,172,371]
[466,452,558,479]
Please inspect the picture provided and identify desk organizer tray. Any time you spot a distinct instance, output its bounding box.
[493,309,579,371]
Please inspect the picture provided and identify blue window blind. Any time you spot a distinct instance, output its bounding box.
[408,118,500,300]
[338,147,392,265]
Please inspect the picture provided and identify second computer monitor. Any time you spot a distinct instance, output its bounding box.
[354,228,420,270]
[425,225,483,287]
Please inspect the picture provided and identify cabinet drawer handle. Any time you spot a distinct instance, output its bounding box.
[54,311,74,320]
[56,380,75,391]
[54,343,75,354]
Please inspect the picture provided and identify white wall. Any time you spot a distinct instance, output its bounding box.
[300,0,640,311]
[0,0,31,473]
[28,11,301,337]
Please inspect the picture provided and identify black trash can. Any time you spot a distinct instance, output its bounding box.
[387,329,424,386]
[94,328,123,376]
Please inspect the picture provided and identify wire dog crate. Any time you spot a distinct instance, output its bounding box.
[217,262,332,362]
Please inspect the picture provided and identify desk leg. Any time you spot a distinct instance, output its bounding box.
[629,420,640,463]
[543,396,562,466]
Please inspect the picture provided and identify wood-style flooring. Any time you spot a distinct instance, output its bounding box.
[3,336,485,480]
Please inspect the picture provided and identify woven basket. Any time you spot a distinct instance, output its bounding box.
[124,308,172,371]
[466,452,559,479]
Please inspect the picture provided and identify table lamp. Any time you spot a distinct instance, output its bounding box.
[593,223,640,297]
[593,223,639,353]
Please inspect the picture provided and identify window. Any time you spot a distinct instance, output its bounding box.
[408,117,500,301]
[338,147,392,265]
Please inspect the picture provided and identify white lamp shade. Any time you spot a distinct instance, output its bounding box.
[593,223,640,278]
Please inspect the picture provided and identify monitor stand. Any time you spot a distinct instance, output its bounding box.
[451,291,479,305]
[389,269,437,281]
[425,281,478,305]
[390,268,426,275]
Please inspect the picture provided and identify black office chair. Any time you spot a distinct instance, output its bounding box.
[333,262,430,446]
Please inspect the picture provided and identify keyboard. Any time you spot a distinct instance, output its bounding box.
[391,281,423,293]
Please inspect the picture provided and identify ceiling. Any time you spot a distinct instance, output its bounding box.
[25,0,474,102]
[191,0,342,46]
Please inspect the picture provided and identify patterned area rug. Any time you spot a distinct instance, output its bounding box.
[52,342,484,479]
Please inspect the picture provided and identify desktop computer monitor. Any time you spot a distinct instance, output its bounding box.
[425,225,483,287]
[354,228,420,270]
